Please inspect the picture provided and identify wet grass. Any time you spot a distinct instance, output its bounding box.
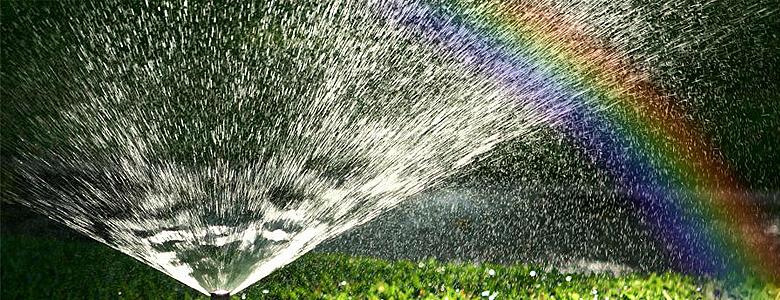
[1,235,777,299]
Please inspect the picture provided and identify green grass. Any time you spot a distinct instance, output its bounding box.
[1,235,777,299]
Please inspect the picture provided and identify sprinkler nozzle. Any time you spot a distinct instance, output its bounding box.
[211,290,230,300]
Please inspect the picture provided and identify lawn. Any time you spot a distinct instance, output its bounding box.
[1,235,777,299]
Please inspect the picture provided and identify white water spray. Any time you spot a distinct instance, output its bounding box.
[5,0,566,294]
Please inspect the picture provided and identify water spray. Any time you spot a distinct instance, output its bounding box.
[3,0,555,294]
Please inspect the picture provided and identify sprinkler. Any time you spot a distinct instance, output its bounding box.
[211,290,230,300]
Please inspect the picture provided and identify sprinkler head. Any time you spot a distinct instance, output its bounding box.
[211,290,230,300]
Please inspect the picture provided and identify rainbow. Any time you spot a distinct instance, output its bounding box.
[382,0,780,282]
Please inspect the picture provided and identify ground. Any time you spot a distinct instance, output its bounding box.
[1,234,777,299]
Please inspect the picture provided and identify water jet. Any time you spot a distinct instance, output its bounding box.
[2,0,553,294]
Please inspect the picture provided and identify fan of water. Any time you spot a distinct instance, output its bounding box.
[3,0,570,294]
